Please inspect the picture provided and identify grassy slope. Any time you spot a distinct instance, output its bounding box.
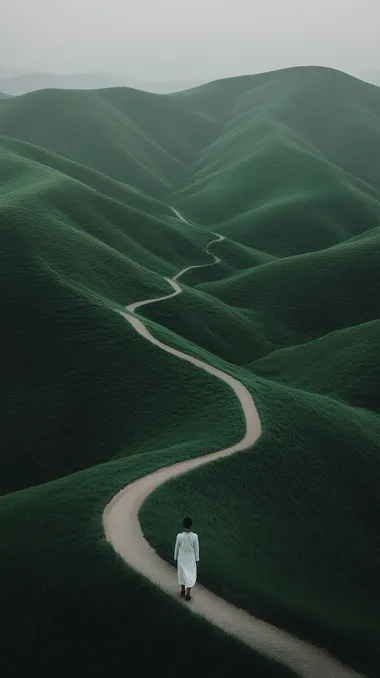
[0,86,216,195]
[1,66,380,677]
[0,452,295,678]
[0,176,292,676]
[141,364,380,676]
[200,236,380,343]
[138,231,380,678]
[0,133,295,675]
[141,230,380,371]
[0,133,167,216]
[174,67,380,256]
[1,141,251,494]
[252,320,380,411]
[140,68,380,675]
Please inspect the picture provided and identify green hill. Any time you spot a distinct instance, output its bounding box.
[0,71,136,95]
[0,134,167,215]
[199,235,380,344]
[0,70,202,96]
[0,87,215,194]
[1,65,380,677]
[252,319,380,411]
[1,138,242,494]
[175,67,380,222]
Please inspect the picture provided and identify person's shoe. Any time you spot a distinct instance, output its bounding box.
[180,589,185,598]
[185,592,191,601]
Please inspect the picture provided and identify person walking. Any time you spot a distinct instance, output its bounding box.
[174,517,199,601]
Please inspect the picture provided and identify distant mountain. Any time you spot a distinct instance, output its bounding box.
[2,64,379,95]
[0,91,10,99]
[0,66,31,79]
[0,71,134,95]
[0,70,202,95]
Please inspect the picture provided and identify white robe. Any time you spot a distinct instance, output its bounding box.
[174,531,199,588]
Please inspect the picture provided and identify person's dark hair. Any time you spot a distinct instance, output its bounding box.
[183,517,192,529]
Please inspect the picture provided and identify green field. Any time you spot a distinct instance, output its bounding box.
[1,66,380,677]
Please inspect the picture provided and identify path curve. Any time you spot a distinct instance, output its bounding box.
[102,209,364,678]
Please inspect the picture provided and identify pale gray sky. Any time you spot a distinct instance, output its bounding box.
[1,0,379,81]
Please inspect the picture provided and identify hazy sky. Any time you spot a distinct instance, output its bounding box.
[2,0,379,81]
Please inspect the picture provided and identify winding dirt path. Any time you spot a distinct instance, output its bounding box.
[102,209,364,678]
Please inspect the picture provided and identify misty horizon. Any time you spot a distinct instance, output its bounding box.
[1,0,379,85]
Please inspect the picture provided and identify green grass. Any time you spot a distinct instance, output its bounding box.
[175,66,380,224]
[0,86,216,195]
[200,236,380,343]
[141,372,380,676]
[1,65,380,677]
[1,454,295,678]
[252,320,380,411]
[0,142,248,494]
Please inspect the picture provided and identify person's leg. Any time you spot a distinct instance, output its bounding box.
[178,564,186,597]
[185,587,191,601]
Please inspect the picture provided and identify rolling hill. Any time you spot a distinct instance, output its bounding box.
[1,65,380,677]
[0,69,202,96]
[0,71,138,95]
